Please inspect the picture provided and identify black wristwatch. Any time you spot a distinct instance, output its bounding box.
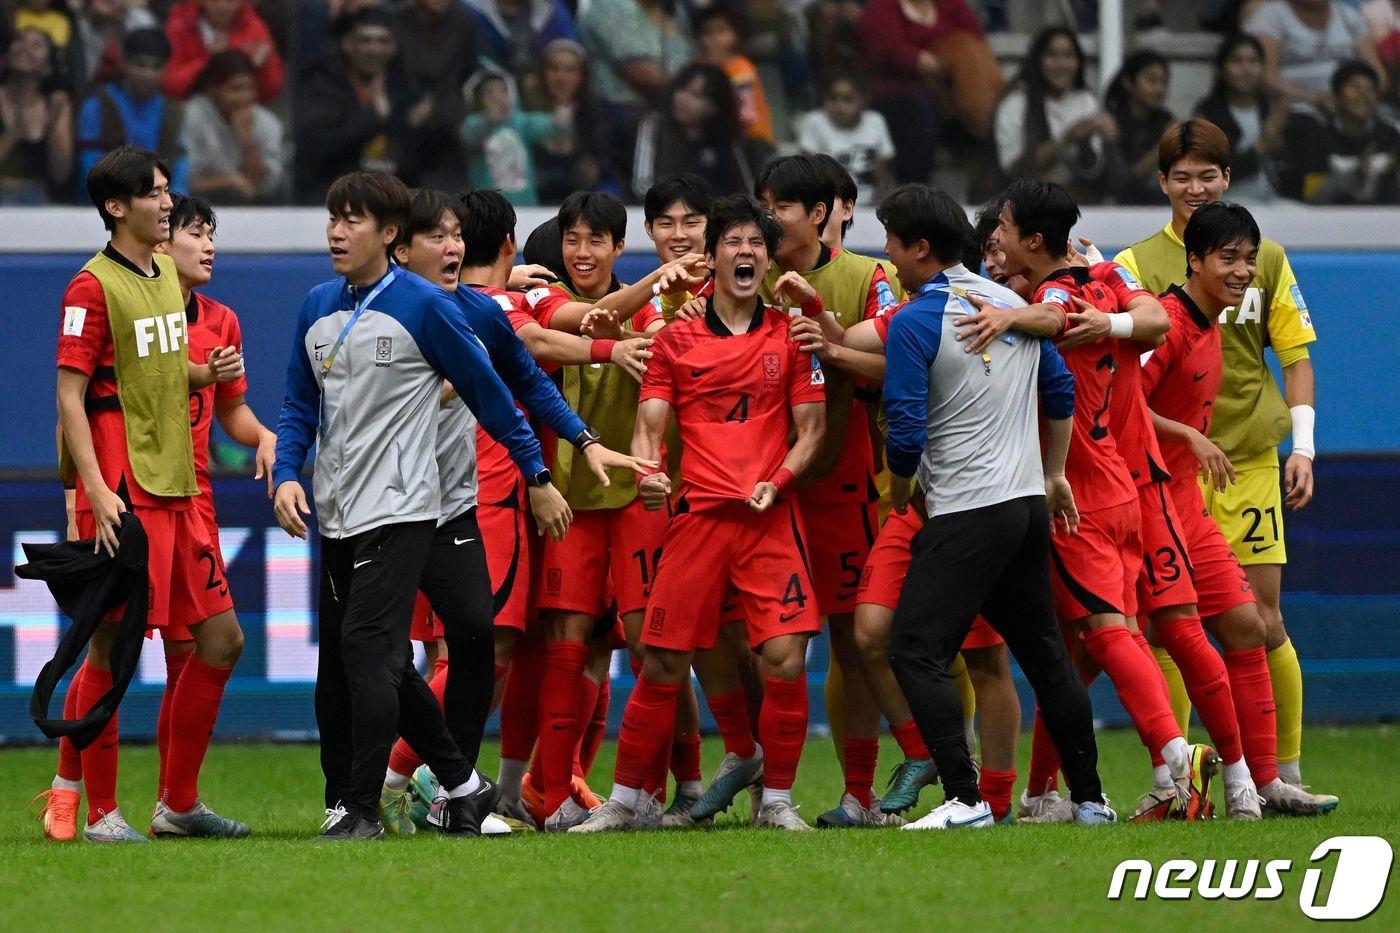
[528,468,553,488]
[573,426,602,449]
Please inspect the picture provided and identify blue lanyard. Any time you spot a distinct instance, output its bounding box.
[320,268,397,378]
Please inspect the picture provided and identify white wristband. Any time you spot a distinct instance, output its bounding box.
[1108,312,1134,339]
[1290,404,1315,460]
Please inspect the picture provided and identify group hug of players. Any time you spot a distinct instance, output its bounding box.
[33,113,1337,842]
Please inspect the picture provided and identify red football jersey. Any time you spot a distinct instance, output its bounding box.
[473,285,538,508]
[1142,285,1223,483]
[186,293,248,498]
[1090,263,1171,488]
[56,267,190,512]
[641,300,825,510]
[1036,267,1136,512]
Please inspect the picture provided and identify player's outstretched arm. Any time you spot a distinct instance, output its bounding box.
[1281,355,1315,509]
[753,401,825,514]
[518,319,654,380]
[545,254,706,333]
[954,293,1064,354]
[632,397,673,510]
[216,396,277,498]
[1150,409,1236,492]
[1037,339,1078,534]
[57,367,124,555]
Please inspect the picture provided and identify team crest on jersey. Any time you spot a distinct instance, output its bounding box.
[546,568,562,595]
[648,608,666,637]
[375,337,392,367]
[763,352,781,382]
[809,355,825,386]
[1291,284,1312,323]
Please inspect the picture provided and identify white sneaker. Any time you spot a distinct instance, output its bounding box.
[634,791,664,830]
[1073,798,1117,825]
[543,797,592,832]
[902,798,993,830]
[1259,779,1339,816]
[754,799,812,831]
[480,813,512,835]
[84,808,148,843]
[567,798,636,834]
[1017,789,1072,824]
[1225,783,1263,821]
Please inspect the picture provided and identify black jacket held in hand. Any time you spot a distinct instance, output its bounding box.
[17,512,149,750]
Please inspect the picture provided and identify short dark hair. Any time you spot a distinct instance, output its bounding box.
[1331,58,1380,96]
[999,179,1079,257]
[821,69,867,99]
[194,49,255,93]
[167,194,217,240]
[692,5,738,34]
[457,188,518,268]
[326,170,410,232]
[522,217,568,282]
[876,184,975,266]
[644,173,714,224]
[1183,201,1259,277]
[813,153,858,237]
[973,198,1004,254]
[87,146,172,232]
[1158,117,1230,175]
[334,4,397,39]
[704,194,782,257]
[557,189,627,244]
[754,154,835,236]
[122,27,170,62]
[394,188,466,252]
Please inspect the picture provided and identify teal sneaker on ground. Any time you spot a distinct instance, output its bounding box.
[379,786,416,836]
[408,766,439,829]
[149,800,250,838]
[880,758,937,814]
[689,749,763,821]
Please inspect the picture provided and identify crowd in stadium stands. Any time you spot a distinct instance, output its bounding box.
[1,0,1397,207]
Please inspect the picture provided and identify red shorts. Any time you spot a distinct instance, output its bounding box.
[537,497,669,617]
[1050,498,1142,621]
[1135,481,1199,615]
[798,497,879,617]
[644,501,822,651]
[1169,480,1256,618]
[856,507,1003,650]
[480,501,532,632]
[409,591,444,642]
[78,504,232,631]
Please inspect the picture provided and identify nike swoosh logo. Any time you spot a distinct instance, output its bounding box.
[1192,371,1208,382]
[1151,586,1171,597]
[1250,544,1275,554]
[314,342,329,351]
[454,537,475,545]
[690,366,715,378]
[353,559,373,569]
[948,814,988,827]
[779,611,801,623]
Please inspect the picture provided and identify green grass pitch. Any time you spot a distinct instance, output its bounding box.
[0,727,1395,931]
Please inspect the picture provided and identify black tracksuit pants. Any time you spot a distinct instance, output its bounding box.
[316,520,470,818]
[416,508,496,767]
[889,495,1105,805]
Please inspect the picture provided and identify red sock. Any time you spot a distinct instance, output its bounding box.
[500,639,545,762]
[842,736,879,808]
[56,662,86,783]
[1223,646,1278,787]
[1027,710,1060,795]
[580,678,609,776]
[538,641,588,815]
[163,657,232,813]
[76,665,118,823]
[156,650,192,798]
[1083,627,1182,756]
[573,674,601,781]
[613,677,682,790]
[758,675,808,792]
[706,689,757,759]
[979,768,1017,822]
[1157,617,1242,763]
[889,718,930,760]
[671,732,702,784]
[1131,630,1172,702]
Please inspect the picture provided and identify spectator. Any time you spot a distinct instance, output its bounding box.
[694,5,774,166]
[465,0,578,80]
[993,26,1115,204]
[731,0,809,139]
[856,0,1004,184]
[1278,60,1400,202]
[1362,0,1400,94]
[1245,0,1386,111]
[70,0,160,95]
[1194,33,1286,200]
[76,27,187,195]
[530,38,621,202]
[797,71,894,206]
[12,0,75,50]
[461,69,566,206]
[806,0,865,83]
[1105,50,1174,204]
[394,0,482,189]
[579,0,691,183]
[183,49,285,202]
[632,62,751,199]
[163,0,285,103]
[295,5,426,202]
[0,26,74,203]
